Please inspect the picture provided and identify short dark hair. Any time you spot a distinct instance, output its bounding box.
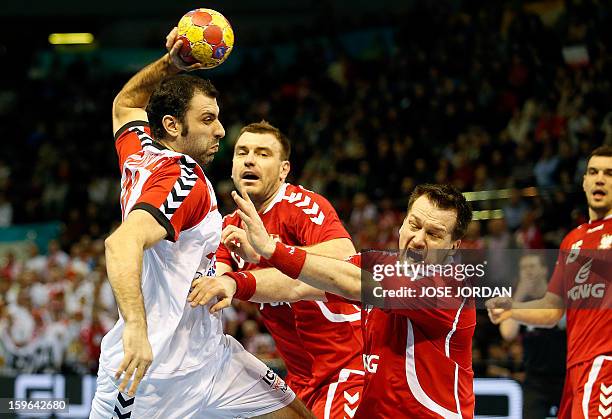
[587,145,612,163]
[146,74,218,140]
[407,184,472,241]
[239,120,291,160]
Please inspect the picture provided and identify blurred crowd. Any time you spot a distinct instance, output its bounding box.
[1,0,611,379]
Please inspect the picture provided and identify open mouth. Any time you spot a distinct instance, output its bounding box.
[241,171,260,181]
[593,189,607,199]
[402,247,426,262]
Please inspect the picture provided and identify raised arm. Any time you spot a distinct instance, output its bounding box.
[104,209,167,396]
[112,28,204,133]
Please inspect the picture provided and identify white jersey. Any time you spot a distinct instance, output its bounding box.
[99,121,222,378]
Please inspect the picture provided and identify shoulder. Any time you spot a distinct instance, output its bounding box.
[560,223,589,249]
[280,184,336,216]
[222,210,241,227]
[114,120,153,144]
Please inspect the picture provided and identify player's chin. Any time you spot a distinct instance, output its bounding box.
[200,153,216,165]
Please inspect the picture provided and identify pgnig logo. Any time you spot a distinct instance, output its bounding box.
[261,369,288,394]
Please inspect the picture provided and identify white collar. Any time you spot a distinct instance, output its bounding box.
[589,214,612,223]
[262,183,289,214]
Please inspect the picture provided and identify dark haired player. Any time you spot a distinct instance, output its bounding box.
[200,120,364,418]
[89,28,311,418]
[488,146,612,419]
[192,184,477,417]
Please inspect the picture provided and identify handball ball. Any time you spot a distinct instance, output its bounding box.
[177,8,234,68]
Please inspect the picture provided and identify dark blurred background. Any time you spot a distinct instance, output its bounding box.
[0,0,610,406]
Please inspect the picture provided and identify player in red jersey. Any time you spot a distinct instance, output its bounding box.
[488,145,612,419]
[192,183,476,418]
[190,121,364,418]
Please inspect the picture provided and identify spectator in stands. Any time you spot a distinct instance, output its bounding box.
[496,253,566,419]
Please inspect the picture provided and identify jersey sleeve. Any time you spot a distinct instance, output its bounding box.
[548,236,572,297]
[131,161,211,242]
[214,215,237,269]
[547,253,566,296]
[290,189,352,245]
[114,121,153,172]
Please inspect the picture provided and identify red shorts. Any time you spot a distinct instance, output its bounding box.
[307,368,364,419]
[558,354,612,419]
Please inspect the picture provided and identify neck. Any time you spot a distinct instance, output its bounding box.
[253,182,284,212]
[589,207,612,222]
[157,138,177,152]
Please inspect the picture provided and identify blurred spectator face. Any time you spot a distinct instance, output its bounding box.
[27,243,40,258]
[17,288,31,308]
[0,277,10,295]
[519,254,548,284]
[465,221,481,240]
[398,196,460,264]
[582,155,612,215]
[353,193,368,209]
[18,271,36,288]
[48,240,60,254]
[509,188,522,205]
[232,132,290,205]
[487,219,507,236]
[241,319,259,338]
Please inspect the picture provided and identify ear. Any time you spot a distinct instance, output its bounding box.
[279,160,291,182]
[161,115,181,140]
[582,172,587,193]
[448,239,461,256]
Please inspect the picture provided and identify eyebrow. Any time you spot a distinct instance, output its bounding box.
[199,111,217,118]
[426,224,447,234]
[236,145,274,152]
[410,214,447,233]
[588,166,612,171]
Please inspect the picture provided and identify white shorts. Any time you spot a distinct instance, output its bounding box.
[90,334,295,419]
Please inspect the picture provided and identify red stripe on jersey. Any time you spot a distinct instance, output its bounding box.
[115,121,153,171]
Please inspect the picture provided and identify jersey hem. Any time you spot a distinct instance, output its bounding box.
[100,360,206,379]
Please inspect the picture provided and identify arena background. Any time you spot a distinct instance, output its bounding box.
[0,0,610,417]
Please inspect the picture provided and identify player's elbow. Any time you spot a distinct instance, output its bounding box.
[337,276,361,301]
[104,233,121,260]
[499,323,518,342]
[540,309,564,327]
[112,93,128,119]
[104,228,136,259]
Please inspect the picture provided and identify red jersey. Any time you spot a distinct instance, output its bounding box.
[216,183,363,398]
[343,254,476,418]
[548,215,612,368]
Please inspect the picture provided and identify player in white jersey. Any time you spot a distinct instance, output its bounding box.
[89,29,312,418]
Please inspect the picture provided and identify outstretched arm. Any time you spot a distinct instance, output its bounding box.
[188,238,353,311]
[487,292,565,328]
[231,191,363,300]
[112,28,204,133]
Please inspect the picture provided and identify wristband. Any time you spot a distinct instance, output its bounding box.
[265,242,307,279]
[225,271,256,301]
